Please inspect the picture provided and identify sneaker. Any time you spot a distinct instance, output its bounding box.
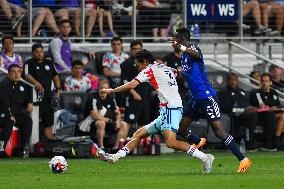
[266,30,280,37]
[97,149,113,163]
[0,141,4,152]
[203,154,214,174]
[193,138,206,149]
[11,13,25,30]
[237,157,252,173]
[260,147,277,152]
[254,26,272,35]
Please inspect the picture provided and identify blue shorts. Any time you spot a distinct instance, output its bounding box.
[184,96,221,122]
[145,107,183,135]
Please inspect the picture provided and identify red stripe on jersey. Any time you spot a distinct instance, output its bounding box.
[145,68,159,90]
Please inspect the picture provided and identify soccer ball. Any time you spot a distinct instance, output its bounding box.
[49,156,68,173]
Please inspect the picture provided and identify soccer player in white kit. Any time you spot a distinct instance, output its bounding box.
[99,49,214,174]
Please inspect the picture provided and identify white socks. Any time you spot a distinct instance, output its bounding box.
[116,147,129,158]
[187,146,208,162]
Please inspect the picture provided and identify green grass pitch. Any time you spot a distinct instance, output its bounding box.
[0,152,284,189]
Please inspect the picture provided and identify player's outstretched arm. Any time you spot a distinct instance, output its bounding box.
[101,79,140,93]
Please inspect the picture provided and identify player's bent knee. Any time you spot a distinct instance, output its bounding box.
[95,120,106,129]
[133,127,148,139]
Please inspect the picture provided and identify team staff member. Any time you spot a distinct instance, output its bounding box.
[250,73,281,150]
[24,43,61,141]
[120,40,152,128]
[0,64,33,157]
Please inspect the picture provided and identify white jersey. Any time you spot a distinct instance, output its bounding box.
[135,62,183,108]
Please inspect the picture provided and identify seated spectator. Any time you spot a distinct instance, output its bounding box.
[266,0,284,35]
[24,43,62,141]
[82,80,128,150]
[0,35,23,71]
[85,0,97,37]
[96,0,116,37]
[55,0,81,36]
[249,73,281,150]
[138,0,170,40]
[243,0,272,35]
[218,72,258,151]
[0,0,25,36]
[32,0,60,37]
[49,19,95,72]
[102,36,129,88]
[0,64,33,158]
[64,60,92,92]
[249,69,261,87]
[270,64,284,91]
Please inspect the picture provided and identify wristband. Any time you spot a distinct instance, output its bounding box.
[180,45,187,52]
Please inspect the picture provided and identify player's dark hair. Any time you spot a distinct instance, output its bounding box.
[2,35,14,46]
[130,40,143,48]
[176,28,191,42]
[111,36,123,44]
[135,49,155,64]
[261,73,272,81]
[71,60,83,67]
[8,64,20,72]
[227,72,238,80]
[250,69,260,77]
[59,19,70,26]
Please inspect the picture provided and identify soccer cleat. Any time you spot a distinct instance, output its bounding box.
[203,154,214,174]
[97,149,113,163]
[237,158,252,173]
[193,138,206,149]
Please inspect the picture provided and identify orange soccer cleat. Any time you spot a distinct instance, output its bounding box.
[237,158,252,173]
[193,138,207,149]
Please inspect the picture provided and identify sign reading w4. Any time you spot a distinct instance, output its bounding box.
[187,0,238,21]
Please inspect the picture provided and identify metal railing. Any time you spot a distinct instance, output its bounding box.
[0,0,283,43]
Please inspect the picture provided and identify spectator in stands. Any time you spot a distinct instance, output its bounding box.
[164,42,190,107]
[24,43,62,141]
[84,80,128,150]
[249,69,261,87]
[32,0,60,37]
[0,64,33,158]
[96,0,116,37]
[64,60,91,92]
[270,64,284,91]
[0,0,25,36]
[49,19,95,72]
[121,40,152,130]
[102,36,129,88]
[0,35,23,71]
[257,0,283,36]
[243,0,273,35]
[249,73,280,150]
[138,0,170,41]
[218,72,258,151]
[85,0,97,37]
[55,0,81,36]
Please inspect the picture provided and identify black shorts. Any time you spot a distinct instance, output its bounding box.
[184,96,221,122]
[124,99,150,125]
[91,120,116,135]
[39,103,54,128]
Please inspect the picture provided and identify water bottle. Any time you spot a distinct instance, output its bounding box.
[240,138,246,154]
[193,24,201,38]
[190,25,194,37]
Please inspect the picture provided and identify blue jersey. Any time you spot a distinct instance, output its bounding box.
[181,44,216,99]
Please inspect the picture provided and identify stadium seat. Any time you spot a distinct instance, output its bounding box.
[207,71,228,92]
[95,51,107,75]
[60,91,88,121]
[71,51,96,74]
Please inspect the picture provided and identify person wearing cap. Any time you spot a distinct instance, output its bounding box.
[0,64,33,158]
[270,64,284,92]
[0,35,23,71]
[24,43,61,141]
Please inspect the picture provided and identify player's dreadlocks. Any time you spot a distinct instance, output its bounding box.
[135,49,155,64]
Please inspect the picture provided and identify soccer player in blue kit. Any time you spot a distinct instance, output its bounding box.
[170,28,252,173]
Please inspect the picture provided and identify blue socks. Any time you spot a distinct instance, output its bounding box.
[224,135,245,161]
